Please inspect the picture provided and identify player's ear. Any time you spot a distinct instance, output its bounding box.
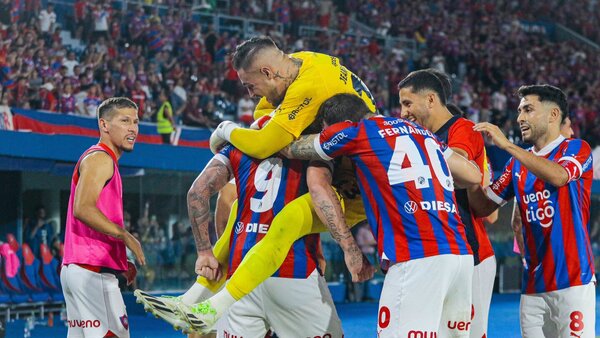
[99,118,109,133]
[549,106,560,124]
[260,67,271,79]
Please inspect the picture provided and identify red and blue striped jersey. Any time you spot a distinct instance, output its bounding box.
[315,116,471,266]
[486,136,595,294]
[215,145,321,279]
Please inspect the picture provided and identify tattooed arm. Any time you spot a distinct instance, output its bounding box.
[187,158,232,278]
[307,161,375,282]
[280,134,323,160]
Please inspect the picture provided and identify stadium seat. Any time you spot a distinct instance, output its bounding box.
[39,243,63,301]
[19,244,51,302]
[0,250,30,303]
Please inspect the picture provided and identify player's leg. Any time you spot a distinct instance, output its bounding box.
[215,287,270,338]
[135,201,238,332]
[377,256,452,338]
[519,293,554,337]
[63,265,130,338]
[438,254,473,338]
[61,264,84,338]
[549,282,596,338]
[177,191,341,333]
[265,270,343,337]
[469,256,496,338]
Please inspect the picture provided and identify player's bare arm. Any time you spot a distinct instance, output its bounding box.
[445,150,482,188]
[280,134,322,160]
[74,151,146,265]
[511,202,526,263]
[307,162,375,282]
[474,122,569,187]
[188,159,232,279]
[466,184,501,218]
[214,182,237,237]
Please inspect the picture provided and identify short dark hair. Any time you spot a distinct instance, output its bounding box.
[397,69,448,106]
[319,94,371,125]
[97,97,138,120]
[426,68,452,102]
[232,36,278,71]
[517,84,568,122]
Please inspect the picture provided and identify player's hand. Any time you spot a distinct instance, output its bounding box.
[123,231,146,266]
[195,249,222,281]
[473,122,512,150]
[209,132,227,154]
[344,247,376,282]
[210,121,240,154]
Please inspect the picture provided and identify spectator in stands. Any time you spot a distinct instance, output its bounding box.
[83,84,103,117]
[24,205,54,257]
[39,82,57,111]
[62,51,79,77]
[236,93,255,126]
[156,88,174,144]
[38,4,56,39]
[129,80,147,120]
[183,94,213,128]
[59,83,78,114]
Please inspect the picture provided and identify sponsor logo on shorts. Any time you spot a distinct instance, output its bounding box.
[407,331,437,338]
[403,200,457,214]
[447,320,471,331]
[288,97,312,120]
[120,314,129,330]
[322,132,348,151]
[223,330,243,338]
[68,319,101,328]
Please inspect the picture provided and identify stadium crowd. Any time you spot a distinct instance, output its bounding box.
[1,0,599,146]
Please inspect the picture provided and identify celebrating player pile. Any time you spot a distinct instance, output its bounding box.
[134,35,595,338]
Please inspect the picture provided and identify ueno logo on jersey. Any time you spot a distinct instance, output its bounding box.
[322,132,348,151]
[522,189,554,228]
[237,222,271,234]
[403,200,457,214]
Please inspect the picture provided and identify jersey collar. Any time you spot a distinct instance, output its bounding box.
[532,135,565,156]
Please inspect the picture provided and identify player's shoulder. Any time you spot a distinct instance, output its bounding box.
[562,137,591,152]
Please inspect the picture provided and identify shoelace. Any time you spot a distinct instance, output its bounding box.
[191,301,217,316]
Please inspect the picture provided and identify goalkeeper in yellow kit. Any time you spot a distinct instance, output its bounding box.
[135,36,376,334]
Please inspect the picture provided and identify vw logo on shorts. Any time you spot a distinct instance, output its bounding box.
[404,201,418,214]
[235,222,245,234]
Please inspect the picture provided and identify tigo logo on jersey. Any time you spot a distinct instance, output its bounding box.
[403,200,457,214]
[288,97,312,120]
[522,189,554,227]
[322,132,348,150]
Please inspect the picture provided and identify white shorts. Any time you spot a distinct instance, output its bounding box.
[216,269,343,338]
[470,256,496,338]
[520,281,596,338]
[377,254,474,338]
[60,264,130,338]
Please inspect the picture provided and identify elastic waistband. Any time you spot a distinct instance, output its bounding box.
[71,263,121,276]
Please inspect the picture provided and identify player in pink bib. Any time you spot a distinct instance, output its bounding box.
[61,97,146,338]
